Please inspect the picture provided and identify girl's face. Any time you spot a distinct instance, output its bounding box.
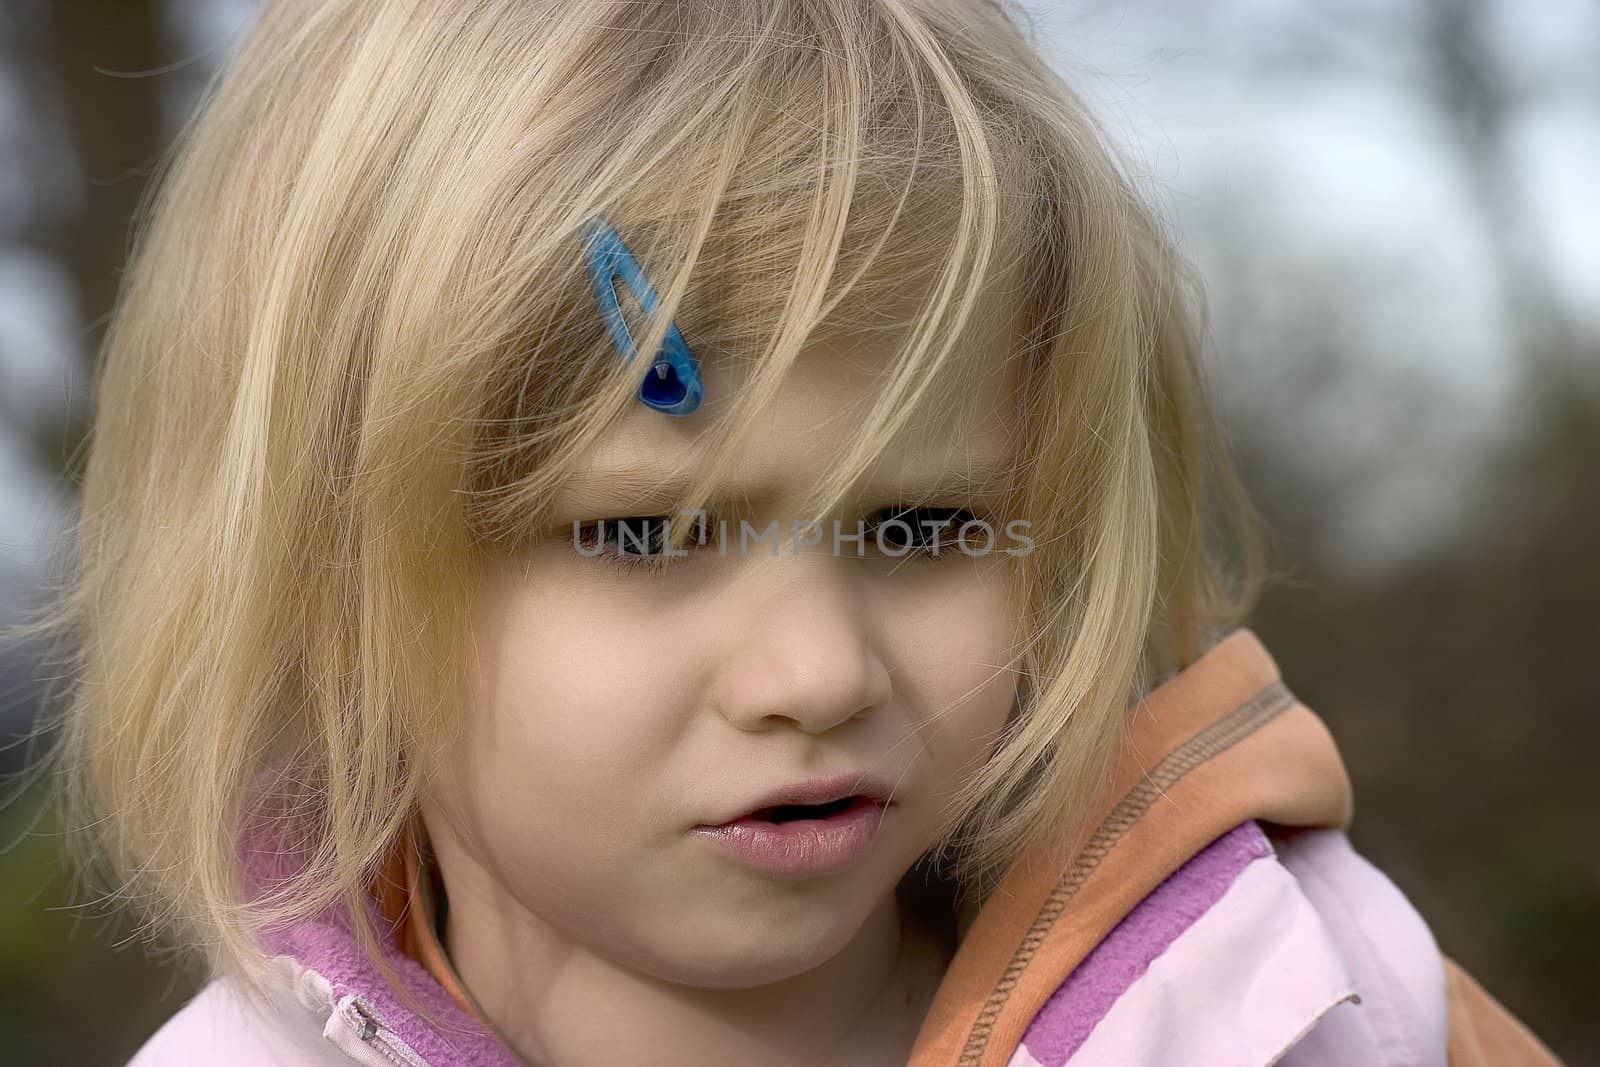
[423,286,1026,989]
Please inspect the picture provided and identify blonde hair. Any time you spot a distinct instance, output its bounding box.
[5,0,1268,1025]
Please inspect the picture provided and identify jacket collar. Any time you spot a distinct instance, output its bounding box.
[906,626,1354,1065]
[239,785,517,1063]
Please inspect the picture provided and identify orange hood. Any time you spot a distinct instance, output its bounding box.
[905,627,1353,1064]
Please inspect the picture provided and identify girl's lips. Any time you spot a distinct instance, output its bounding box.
[690,798,891,877]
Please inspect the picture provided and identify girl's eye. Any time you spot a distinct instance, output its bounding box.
[571,514,712,571]
[568,506,983,572]
[867,506,981,556]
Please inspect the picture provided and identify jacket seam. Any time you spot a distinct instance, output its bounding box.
[956,678,1296,1066]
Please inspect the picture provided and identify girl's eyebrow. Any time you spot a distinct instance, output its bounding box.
[555,454,1015,513]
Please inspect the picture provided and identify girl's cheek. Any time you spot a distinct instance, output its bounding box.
[459,558,722,832]
[891,562,1021,767]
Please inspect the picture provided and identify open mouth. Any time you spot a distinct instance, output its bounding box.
[745,796,870,823]
[695,792,891,876]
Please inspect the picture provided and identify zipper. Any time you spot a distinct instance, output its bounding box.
[334,994,432,1067]
[351,998,381,1042]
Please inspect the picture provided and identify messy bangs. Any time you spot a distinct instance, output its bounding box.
[458,3,1046,557]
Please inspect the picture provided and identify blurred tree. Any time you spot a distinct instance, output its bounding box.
[1418,0,1597,420]
[46,0,166,353]
[20,0,169,486]
[3,4,193,1062]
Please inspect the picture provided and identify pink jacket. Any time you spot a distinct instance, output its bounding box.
[125,629,1565,1065]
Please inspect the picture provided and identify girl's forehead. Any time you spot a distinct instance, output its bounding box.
[567,290,1025,511]
[546,229,1036,513]
[688,251,1031,419]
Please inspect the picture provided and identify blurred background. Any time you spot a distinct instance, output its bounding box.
[1,0,1595,1062]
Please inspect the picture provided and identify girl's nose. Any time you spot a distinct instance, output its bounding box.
[709,558,894,736]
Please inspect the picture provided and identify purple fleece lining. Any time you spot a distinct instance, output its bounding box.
[1019,819,1274,1067]
[261,897,520,1065]
[239,786,520,1066]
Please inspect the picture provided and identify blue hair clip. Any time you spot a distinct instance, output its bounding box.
[579,215,703,416]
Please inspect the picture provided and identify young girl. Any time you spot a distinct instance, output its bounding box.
[11,0,1563,1064]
